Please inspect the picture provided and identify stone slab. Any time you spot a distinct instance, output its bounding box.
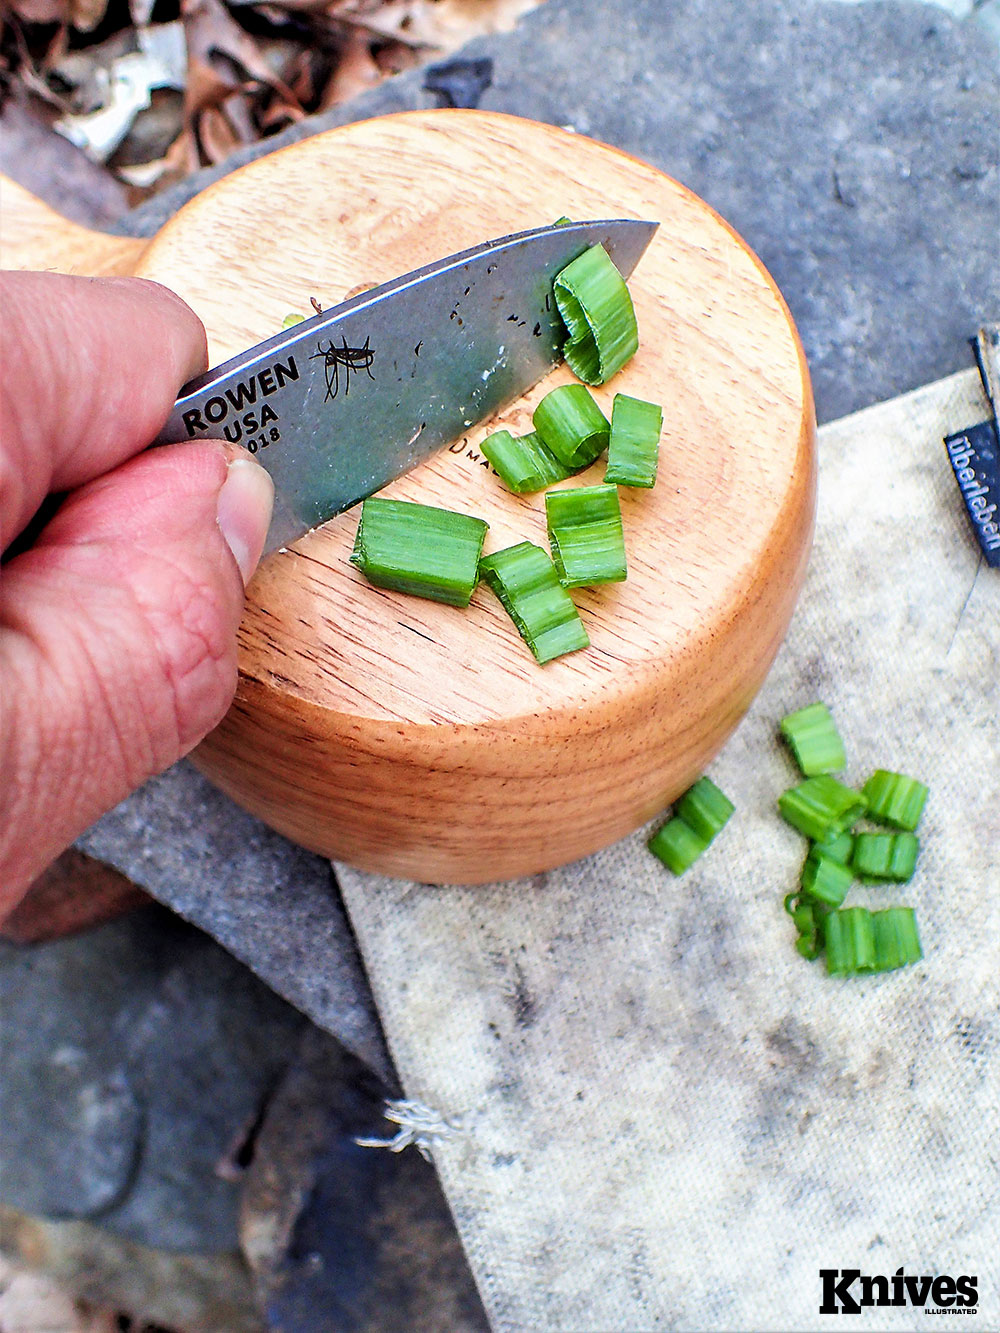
[241,1028,489,1332]
[0,905,304,1253]
[77,763,393,1084]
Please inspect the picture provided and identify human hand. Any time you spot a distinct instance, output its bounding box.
[0,271,274,906]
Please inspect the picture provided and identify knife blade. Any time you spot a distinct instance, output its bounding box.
[156,218,658,552]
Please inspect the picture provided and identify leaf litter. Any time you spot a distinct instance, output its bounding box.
[0,0,541,202]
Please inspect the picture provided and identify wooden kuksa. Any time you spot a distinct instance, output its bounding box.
[1,110,816,883]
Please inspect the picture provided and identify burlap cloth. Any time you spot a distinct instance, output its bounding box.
[336,369,999,1332]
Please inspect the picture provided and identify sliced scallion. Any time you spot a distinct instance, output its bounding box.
[553,243,639,385]
[861,770,929,831]
[545,484,627,587]
[801,848,854,907]
[852,832,920,883]
[779,702,846,776]
[648,775,734,875]
[604,393,662,488]
[479,541,589,664]
[647,817,708,875]
[676,776,735,842]
[282,312,305,328]
[825,906,877,976]
[351,498,487,607]
[533,385,610,469]
[871,907,922,971]
[813,830,854,865]
[787,897,827,960]
[778,776,867,842]
[480,429,573,494]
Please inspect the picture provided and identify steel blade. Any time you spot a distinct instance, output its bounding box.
[157,218,658,551]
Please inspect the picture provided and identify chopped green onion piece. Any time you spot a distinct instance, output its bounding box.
[552,244,639,384]
[825,906,877,976]
[789,898,825,960]
[784,892,800,916]
[533,384,610,469]
[852,831,920,882]
[871,907,922,972]
[779,702,846,776]
[552,216,573,226]
[604,393,662,488]
[351,498,487,608]
[861,769,929,831]
[814,830,854,865]
[648,817,708,875]
[796,930,822,961]
[801,848,854,907]
[676,777,735,842]
[791,900,817,934]
[778,776,867,842]
[479,542,589,664]
[282,312,305,328]
[545,484,627,587]
[480,429,573,494]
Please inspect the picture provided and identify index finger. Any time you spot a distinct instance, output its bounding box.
[1,271,207,551]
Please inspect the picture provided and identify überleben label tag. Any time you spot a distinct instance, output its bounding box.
[944,421,1000,567]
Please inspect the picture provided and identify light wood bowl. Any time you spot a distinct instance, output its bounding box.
[1,110,815,883]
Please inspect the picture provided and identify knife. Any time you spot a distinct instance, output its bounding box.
[156,218,658,552]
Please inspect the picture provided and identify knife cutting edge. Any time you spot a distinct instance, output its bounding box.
[156,218,658,553]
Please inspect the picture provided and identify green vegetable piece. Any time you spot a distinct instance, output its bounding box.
[813,830,854,865]
[552,243,639,384]
[791,900,817,934]
[351,498,487,608]
[479,541,589,665]
[545,484,627,587]
[825,906,877,976]
[852,831,920,882]
[861,769,929,831]
[778,776,867,842]
[779,702,847,776]
[481,429,573,494]
[676,776,735,842]
[282,312,305,328]
[533,384,611,469]
[648,817,709,875]
[796,930,822,961]
[871,907,922,972]
[801,848,854,907]
[605,393,662,488]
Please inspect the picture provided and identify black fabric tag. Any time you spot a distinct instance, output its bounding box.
[944,420,1000,567]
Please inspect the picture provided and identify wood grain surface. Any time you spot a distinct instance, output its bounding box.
[0,176,145,275]
[2,111,816,882]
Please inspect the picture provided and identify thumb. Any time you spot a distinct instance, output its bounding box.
[0,440,273,904]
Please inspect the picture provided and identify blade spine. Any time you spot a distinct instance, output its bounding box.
[169,218,657,405]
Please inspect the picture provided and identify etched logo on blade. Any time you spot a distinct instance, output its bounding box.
[310,335,375,401]
[180,354,299,453]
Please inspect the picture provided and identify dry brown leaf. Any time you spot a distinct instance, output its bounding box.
[6,0,69,25]
[223,84,257,138]
[68,0,109,34]
[338,0,540,49]
[182,0,301,107]
[197,101,242,160]
[256,87,304,129]
[185,53,237,114]
[317,26,381,109]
